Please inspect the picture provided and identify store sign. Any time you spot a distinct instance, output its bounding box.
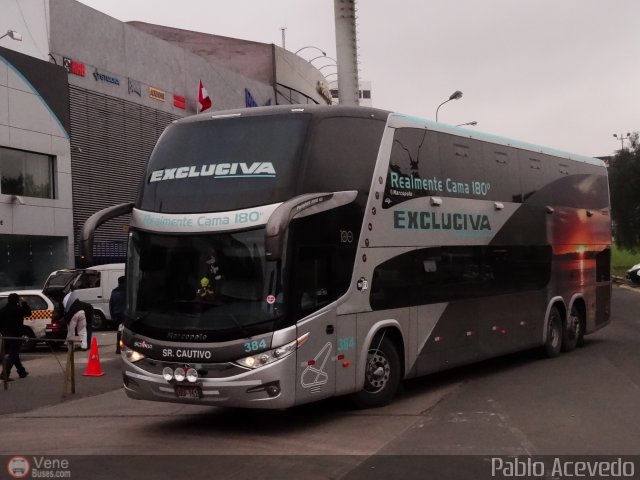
[63,57,86,77]
[173,94,186,109]
[149,87,165,102]
[128,78,142,96]
[93,68,120,86]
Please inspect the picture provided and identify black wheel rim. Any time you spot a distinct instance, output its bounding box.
[364,349,391,394]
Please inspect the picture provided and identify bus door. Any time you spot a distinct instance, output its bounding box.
[292,244,337,404]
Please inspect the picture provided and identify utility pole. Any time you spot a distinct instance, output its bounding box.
[334,0,359,106]
[613,132,630,150]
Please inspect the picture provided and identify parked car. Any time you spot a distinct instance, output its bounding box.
[43,263,125,330]
[44,316,66,345]
[0,290,56,351]
[627,263,640,285]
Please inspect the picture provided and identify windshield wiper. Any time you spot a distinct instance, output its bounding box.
[134,311,153,322]
[227,313,251,339]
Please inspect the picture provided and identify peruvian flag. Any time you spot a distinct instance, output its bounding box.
[198,80,212,113]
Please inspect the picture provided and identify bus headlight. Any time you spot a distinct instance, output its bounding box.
[123,346,146,363]
[235,338,298,369]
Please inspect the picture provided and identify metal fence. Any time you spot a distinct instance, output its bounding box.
[1,336,81,395]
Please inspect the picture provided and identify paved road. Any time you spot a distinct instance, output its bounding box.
[0,332,122,415]
[1,286,639,479]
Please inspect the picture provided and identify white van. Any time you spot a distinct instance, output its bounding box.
[43,263,125,330]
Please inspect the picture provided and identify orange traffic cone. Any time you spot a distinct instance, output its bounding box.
[83,337,105,377]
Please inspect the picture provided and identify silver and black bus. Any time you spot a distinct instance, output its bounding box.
[119,105,611,408]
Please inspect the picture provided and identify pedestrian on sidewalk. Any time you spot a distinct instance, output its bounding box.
[0,293,32,380]
[63,289,92,347]
[109,276,126,354]
[63,292,88,350]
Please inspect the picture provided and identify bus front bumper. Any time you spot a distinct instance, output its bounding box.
[121,355,297,409]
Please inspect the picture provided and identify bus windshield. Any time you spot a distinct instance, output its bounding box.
[139,114,310,214]
[126,228,286,341]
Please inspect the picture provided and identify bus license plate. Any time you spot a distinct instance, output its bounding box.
[174,385,202,399]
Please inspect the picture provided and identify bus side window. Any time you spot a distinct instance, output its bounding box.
[370,252,417,310]
[289,204,361,319]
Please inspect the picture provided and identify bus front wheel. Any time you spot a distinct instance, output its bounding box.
[541,306,563,358]
[351,336,401,409]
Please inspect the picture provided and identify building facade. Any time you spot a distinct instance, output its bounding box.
[1,0,330,286]
[0,46,73,289]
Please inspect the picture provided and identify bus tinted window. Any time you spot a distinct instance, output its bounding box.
[519,153,554,206]
[481,145,522,202]
[289,204,362,319]
[437,137,485,200]
[370,245,552,309]
[384,128,524,207]
[139,115,310,213]
[384,128,442,208]
[303,117,385,194]
[552,172,609,210]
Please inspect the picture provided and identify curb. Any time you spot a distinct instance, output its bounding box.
[612,275,627,285]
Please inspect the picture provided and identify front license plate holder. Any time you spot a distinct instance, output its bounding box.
[174,385,202,399]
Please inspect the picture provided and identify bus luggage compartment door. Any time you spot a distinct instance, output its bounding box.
[295,310,336,404]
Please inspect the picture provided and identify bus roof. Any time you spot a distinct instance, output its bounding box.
[389,113,604,167]
[174,105,604,168]
[175,104,391,124]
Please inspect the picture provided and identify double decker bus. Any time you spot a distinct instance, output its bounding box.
[115,105,610,409]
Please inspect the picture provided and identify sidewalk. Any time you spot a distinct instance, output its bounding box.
[0,331,124,415]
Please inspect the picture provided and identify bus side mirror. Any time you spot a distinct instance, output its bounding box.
[264,191,358,261]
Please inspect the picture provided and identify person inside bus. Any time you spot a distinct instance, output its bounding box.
[196,277,215,302]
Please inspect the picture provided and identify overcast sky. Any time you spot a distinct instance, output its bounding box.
[75,0,639,157]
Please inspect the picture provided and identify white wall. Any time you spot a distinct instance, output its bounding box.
[0,52,74,275]
[0,0,51,61]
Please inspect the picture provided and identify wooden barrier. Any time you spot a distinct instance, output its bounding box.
[1,336,81,395]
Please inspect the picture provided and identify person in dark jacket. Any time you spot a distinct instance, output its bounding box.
[109,276,126,354]
[0,293,32,380]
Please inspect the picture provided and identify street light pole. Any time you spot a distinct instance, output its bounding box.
[308,55,338,64]
[613,132,631,150]
[436,90,463,122]
[295,46,326,57]
[0,30,22,42]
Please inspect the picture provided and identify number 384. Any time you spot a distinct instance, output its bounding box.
[244,339,268,353]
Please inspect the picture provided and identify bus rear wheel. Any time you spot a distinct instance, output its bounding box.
[351,336,401,409]
[541,306,563,358]
[562,304,584,352]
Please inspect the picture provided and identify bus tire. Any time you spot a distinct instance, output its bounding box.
[351,336,401,409]
[562,304,583,352]
[541,306,563,358]
[573,305,586,348]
